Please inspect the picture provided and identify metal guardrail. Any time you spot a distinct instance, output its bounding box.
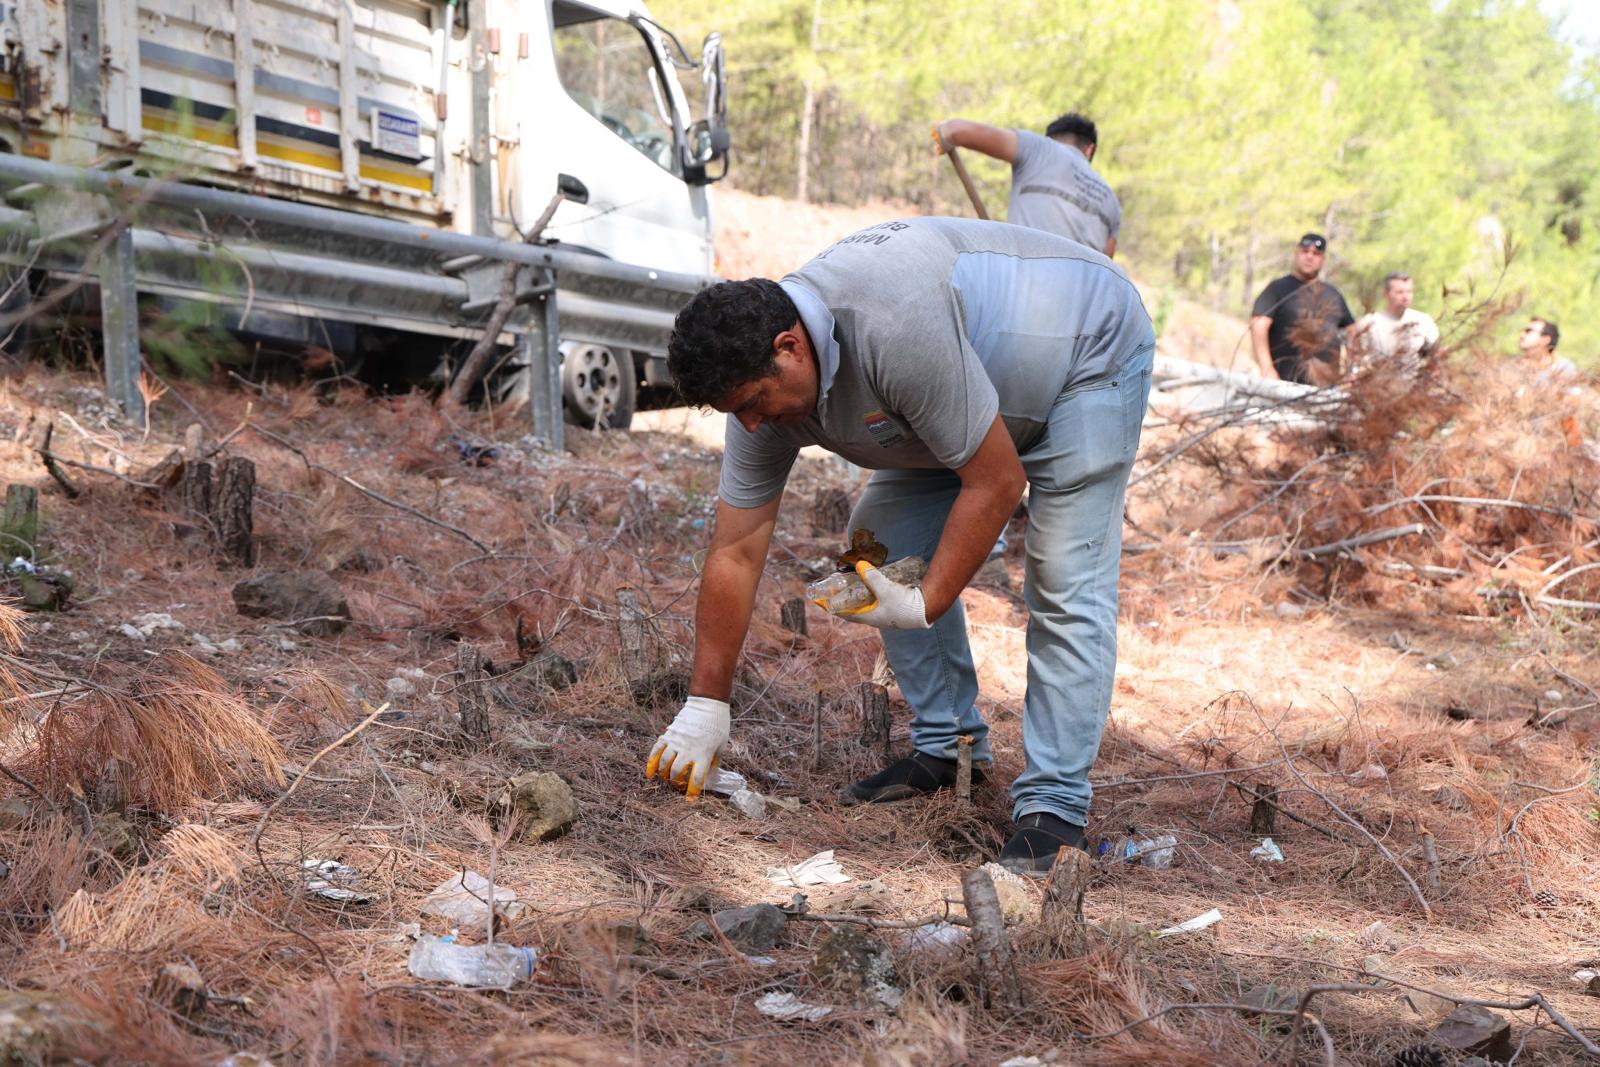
[0,153,714,448]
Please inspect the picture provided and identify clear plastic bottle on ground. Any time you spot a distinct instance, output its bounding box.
[805,556,928,615]
[407,935,537,988]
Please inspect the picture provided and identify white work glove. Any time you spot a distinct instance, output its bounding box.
[644,696,730,798]
[839,561,930,631]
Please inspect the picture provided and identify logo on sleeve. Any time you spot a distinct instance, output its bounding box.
[863,410,905,448]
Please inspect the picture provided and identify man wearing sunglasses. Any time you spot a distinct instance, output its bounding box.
[1249,233,1355,386]
[1517,317,1578,385]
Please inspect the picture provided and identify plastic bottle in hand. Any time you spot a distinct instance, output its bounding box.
[806,555,928,615]
[408,934,537,988]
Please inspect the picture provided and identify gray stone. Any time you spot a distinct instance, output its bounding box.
[1433,1005,1512,1061]
[688,904,787,953]
[232,571,352,636]
[495,771,576,841]
[810,926,902,1010]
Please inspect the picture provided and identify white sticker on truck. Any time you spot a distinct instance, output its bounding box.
[374,109,422,159]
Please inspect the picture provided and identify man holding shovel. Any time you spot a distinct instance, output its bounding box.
[934,112,1121,258]
[643,217,1153,875]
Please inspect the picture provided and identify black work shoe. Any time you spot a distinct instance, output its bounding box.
[839,751,986,805]
[997,812,1088,877]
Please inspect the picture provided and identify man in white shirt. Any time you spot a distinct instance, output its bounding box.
[1351,272,1439,380]
[1518,317,1579,384]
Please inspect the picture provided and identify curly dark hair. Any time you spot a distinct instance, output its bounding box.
[667,278,798,407]
[1045,111,1098,147]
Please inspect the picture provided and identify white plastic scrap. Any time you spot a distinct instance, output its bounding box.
[302,859,372,904]
[1574,969,1599,984]
[905,921,969,956]
[704,767,748,797]
[766,849,851,887]
[421,870,523,926]
[755,991,833,1023]
[130,612,184,636]
[1250,837,1285,863]
[999,1058,1047,1067]
[1155,908,1222,939]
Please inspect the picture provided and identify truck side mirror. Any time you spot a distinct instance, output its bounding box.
[684,32,729,186]
[557,173,590,204]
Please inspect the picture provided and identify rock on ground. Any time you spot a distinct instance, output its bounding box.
[232,571,352,636]
[495,771,577,841]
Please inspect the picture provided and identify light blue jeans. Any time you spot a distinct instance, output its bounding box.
[848,345,1153,826]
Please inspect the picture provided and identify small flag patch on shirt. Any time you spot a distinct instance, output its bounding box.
[863,410,904,447]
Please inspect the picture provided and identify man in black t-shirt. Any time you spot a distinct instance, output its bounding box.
[1249,233,1355,385]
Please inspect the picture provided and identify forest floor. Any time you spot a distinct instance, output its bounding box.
[0,190,1598,1067]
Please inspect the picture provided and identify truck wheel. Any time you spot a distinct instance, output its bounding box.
[0,269,34,373]
[561,342,635,430]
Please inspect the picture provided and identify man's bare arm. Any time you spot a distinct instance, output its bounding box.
[689,495,782,701]
[1250,316,1278,378]
[935,119,1019,164]
[919,416,1027,622]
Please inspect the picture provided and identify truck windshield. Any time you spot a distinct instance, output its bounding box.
[552,3,680,177]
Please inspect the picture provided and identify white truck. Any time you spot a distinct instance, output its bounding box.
[0,0,728,436]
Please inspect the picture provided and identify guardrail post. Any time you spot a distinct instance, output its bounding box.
[99,225,145,424]
[525,285,562,452]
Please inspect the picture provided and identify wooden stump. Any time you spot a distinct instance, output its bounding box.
[1248,782,1278,835]
[955,735,975,802]
[176,459,213,539]
[855,682,890,755]
[779,596,808,637]
[213,457,256,567]
[456,642,491,745]
[616,587,655,689]
[1043,847,1092,953]
[1,484,38,555]
[809,487,852,536]
[961,868,1024,1011]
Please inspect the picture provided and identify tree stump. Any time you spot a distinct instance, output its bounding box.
[456,642,491,745]
[779,596,808,637]
[955,735,975,802]
[855,682,890,755]
[616,587,656,689]
[1248,782,1278,835]
[810,487,852,536]
[176,460,213,540]
[1043,847,1092,953]
[961,868,1024,1011]
[1,484,38,556]
[213,457,256,567]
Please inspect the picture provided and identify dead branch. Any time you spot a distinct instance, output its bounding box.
[1227,780,1345,842]
[1251,697,1433,920]
[1365,493,1597,525]
[250,701,390,877]
[247,424,491,552]
[444,190,564,409]
[1093,760,1285,790]
[1076,1000,1334,1067]
[29,421,80,498]
[787,910,971,930]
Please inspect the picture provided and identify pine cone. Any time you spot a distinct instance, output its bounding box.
[1391,1044,1445,1067]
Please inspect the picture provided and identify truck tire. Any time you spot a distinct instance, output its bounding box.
[561,342,636,430]
[0,268,33,374]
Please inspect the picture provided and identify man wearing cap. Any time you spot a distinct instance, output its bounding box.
[642,217,1154,876]
[1250,233,1355,385]
[1351,272,1440,381]
[933,112,1121,258]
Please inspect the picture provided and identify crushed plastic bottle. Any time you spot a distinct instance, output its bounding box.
[1129,834,1177,869]
[805,555,929,615]
[407,935,537,988]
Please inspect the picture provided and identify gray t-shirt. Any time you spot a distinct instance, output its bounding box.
[1006,130,1122,253]
[718,217,1153,508]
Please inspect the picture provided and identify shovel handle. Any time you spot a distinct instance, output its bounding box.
[944,146,990,221]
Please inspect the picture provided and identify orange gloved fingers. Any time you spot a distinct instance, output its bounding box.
[834,560,881,615]
[930,124,947,154]
[645,741,668,779]
[684,753,720,799]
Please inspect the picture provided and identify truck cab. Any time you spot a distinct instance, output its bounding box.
[0,0,728,428]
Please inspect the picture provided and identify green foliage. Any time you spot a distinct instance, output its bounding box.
[658,0,1600,365]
